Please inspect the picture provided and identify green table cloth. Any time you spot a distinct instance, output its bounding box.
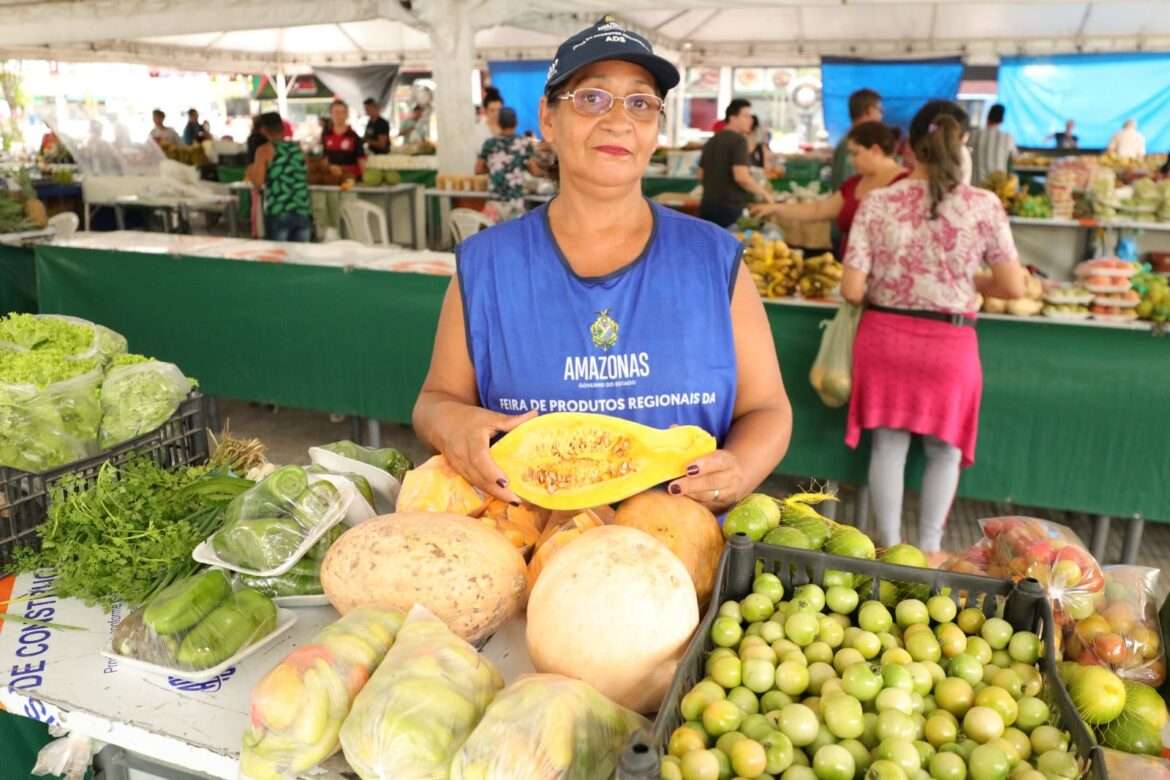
[34,244,1169,521]
[0,244,37,314]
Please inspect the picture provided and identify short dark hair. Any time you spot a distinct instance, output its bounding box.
[987,103,1006,124]
[152,109,165,118]
[483,86,502,104]
[258,112,284,135]
[484,94,503,108]
[363,97,377,107]
[751,115,760,131]
[847,121,900,156]
[188,108,198,115]
[329,99,347,111]
[848,89,881,121]
[498,107,518,130]
[725,99,751,121]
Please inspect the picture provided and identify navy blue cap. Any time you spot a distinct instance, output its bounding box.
[545,16,680,97]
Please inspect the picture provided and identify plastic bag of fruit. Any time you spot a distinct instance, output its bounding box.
[239,607,405,780]
[943,517,1104,623]
[1063,566,1165,685]
[110,569,278,672]
[1101,748,1170,778]
[339,604,504,780]
[449,674,648,780]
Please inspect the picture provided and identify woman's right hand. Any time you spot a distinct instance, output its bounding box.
[437,406,538,504]
[748,203,778,217]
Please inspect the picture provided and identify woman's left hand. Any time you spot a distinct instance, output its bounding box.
[667,449,745,512]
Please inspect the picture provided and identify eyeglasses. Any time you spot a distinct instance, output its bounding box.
[557,88,664,121]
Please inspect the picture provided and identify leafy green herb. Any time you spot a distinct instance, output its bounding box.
[11,459,251,609]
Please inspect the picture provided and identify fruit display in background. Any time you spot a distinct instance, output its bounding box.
[984,273,1043,316]
[1063,565,1165,685]
[1134,271,1170,324]
[613,491,724,607]
[663,572,1088,780]
[797,253,843,300]
[490,412,716,511]
[361,168,383,186]
[527,525,700,714]
[1012,194,1052,219]
[980,170,1019,210]
[743,233,803,299]
[320,513,526,644]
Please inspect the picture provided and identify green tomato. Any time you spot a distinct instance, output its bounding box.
[729,686,762,715]
[957,608,986,636]
[876,687,915,715]
[896,599,931,628]
[707,648,737,673]
[719,600,744,623]
[743,593,777,623]
[883,648,914,667]
[905,662,934,695]
[962,706,1005,744]
[716,731,747,756]
[703,699,745,737]
[712,617,745,648]
[725,503,770,541]
[1028,725,1067,755]
[867,759,910,780]
[859,601,894,633]
[805,641,835,665]
[731,738,768,778]
[793,584,826,613]
[762,690,793,713]
[775,660,811,697]
[876,737,923,776]
[967,744,1009,780]
[947,655,984,686]
[936,624,968,659]
[1013,697,1048,733]
[785,612,820,647]
[807,662,837,695]
[851,630,883,660]
[860,711,881,749]
[684,680,728,719]
[989,669,1022,699]
[812,744,855,780]
[833,648,866,676]
[907,633,943,663]
[825,586,859,615]
[661,754,684,780]
[777,703,820,747]
[817,619,845,649]
[744,658,777,694]
[838,738,871,774]
[841,662,883,701]
[762,729,796,774]
[883,664,914,691]
[1006,631,1041,664]
[973,687,1017,728]
[964,637,992,666]
[711,747,732,780]
[669,724,709,756]
[822,692,865,739]
[781,767,816,780]
[754,573,785,604]
[681,749,721,780]
[761,621,785,643]
[924,712,959,748]
[979,619,1013,651]
[989,650,1012,669]
[928,751,967,780]
[934,678,974,718]
[876,710,918,742]
[711,655,743,690]
[928,596,958,624]
[1000,728,1031,763]
[741,713,774,742]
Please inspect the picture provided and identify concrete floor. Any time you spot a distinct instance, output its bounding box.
[213,397,1170,587]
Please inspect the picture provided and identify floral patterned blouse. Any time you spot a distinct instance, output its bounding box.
[478,134,532,206]
[844,179,1017,313]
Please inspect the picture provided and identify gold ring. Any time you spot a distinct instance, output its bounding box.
[713,488,720,501]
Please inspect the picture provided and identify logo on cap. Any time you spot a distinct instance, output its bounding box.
[547,59,558,80]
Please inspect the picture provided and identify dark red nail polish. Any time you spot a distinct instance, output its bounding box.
[510,500,521,507]
[686,465,700,476]
[669,484,682,495]
[497,478,508,488]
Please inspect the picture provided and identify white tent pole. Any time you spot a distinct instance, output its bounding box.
[424,0,477,174]
[670,64,687,148]
[275,68,290,118]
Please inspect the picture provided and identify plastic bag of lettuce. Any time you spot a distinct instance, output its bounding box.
[99,355,195,448]
[0,351,104,472]
[0,313,127,363]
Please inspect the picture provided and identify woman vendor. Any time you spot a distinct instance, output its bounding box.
[413,18,792,514]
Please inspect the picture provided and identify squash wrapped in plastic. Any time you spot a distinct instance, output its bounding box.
[450,674,648,780]
[239,608,404,780]
[340,604,503,780]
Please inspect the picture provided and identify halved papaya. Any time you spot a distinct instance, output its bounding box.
[489,412,716,510]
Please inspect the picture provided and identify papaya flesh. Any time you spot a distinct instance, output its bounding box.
[489,412,716,510]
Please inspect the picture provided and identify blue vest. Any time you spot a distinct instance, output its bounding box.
[458,201,741,443]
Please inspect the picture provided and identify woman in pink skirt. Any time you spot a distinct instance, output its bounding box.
[840,100,1026,553]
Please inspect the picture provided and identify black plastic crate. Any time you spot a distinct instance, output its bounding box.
[618,533,1105,779]
[0,393,210,573]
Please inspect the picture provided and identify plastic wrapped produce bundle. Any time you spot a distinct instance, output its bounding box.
[98,354,195,448]
[450,674,648,780]
[0,351,102,471]
[207,466,351,575]
[340,605,503,780]
[1064,565,1165,685]
[110,570,278,671]
[0,313,126,363]
[240,608,405,780]
[316,440,412,481]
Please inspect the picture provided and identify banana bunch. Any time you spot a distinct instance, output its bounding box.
[742,232,805,299]
[340,605,504,780]
[980,171,1019,209]
[240,608,405,780]
[450,674,649,780]
[798,252,843,299]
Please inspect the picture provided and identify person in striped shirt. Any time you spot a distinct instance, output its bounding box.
[967,103,1017,188]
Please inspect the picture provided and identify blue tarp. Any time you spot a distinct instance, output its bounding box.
[999,53,1170,151]
[487,60,551,140]
[821,57,963,144]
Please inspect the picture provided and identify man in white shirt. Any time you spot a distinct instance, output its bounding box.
[148,109,181,147]
[967,103,1017,186]
[1108,119,1146,159]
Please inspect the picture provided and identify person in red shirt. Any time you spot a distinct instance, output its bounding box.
[322,99,365,179]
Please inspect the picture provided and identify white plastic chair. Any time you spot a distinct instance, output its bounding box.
[48,212,80,239]
[340,200,390,246]
[449,208,495,244]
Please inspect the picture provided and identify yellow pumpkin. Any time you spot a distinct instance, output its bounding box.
[490,412,715,511]
[613,491,724,607]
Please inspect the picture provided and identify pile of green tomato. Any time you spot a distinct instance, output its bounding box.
[660,573,1085,780]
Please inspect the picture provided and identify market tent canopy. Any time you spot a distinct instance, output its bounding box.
[3,0,1170,68]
